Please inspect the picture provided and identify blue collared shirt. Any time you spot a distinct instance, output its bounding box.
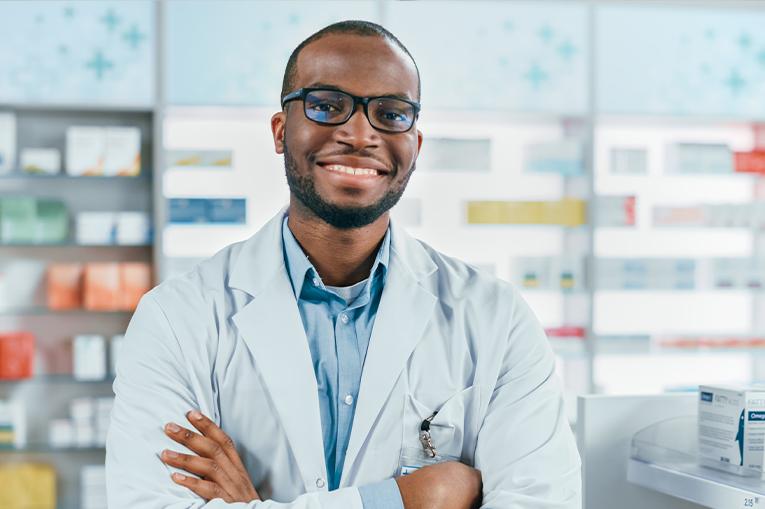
[281,215,403,509]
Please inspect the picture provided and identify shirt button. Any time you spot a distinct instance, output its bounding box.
[312,277,320,286]
[344,394,354,406]
[315,477,326,489]
[340,313,349,324]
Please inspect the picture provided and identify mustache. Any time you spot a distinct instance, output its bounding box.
[310,148,391,169]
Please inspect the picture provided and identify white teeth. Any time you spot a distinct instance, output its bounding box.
[323,164,381,176]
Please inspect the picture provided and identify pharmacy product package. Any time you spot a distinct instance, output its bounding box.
[698,385,765,477]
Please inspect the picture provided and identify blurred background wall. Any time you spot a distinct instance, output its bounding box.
[1,1,765,508]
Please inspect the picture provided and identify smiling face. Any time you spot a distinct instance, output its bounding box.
[271,33,422,229]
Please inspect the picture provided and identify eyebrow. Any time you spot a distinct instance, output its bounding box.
[306,82,416,102]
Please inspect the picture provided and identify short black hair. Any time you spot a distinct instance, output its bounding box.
[280,20,421,103]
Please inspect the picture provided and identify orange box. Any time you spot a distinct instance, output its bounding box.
[46,264,83,310]
[83,263,120,311]
[0,332,35,379]
[119,262,152,311]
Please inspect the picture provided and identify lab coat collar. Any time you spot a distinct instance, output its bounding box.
[230,204,438,491]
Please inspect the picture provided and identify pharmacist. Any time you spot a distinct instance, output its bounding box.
[105,20,581,509]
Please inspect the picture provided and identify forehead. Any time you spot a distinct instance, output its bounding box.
[294,34,419,100]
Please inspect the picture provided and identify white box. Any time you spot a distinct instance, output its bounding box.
[74,335,107,381]
[0,399,26,448]
[74,423,94,447]
[66,126,106,176]
[104,127,141,176]
[20,148,61,174]
[698,385,765,476]
[70,397,94,421]
[49,418,74,448]
[115,212,150,245]
[76,212,116,245]
[0,112,17,174]
[110,334,124,376]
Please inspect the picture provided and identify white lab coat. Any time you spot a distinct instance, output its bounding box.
[106,205,581,509]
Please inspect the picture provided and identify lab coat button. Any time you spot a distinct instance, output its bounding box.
[340,313,349,324]
[344,394,354,406]
[312,277,320,286]
[315,477,326,489]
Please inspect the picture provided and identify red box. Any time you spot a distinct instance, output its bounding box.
[119,262,152,311]
[734,150,765,174]
[47,264,83,310]
[0,332,35,379]
[83,263,121,311]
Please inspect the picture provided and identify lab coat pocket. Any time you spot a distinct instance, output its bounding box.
[400,384,482,473]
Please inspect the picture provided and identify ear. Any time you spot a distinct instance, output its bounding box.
[271,111,286,154]
[416,129,423,155]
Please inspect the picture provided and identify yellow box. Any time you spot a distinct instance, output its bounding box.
[466,199,586,226]
[0,463,56,509]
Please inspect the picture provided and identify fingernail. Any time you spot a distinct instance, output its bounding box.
[188,410,203,420]
[165,423,180,433]
[173,473,186,481]
[163,449,178,458]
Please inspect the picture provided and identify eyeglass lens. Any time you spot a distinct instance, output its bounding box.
[304,89,415,132]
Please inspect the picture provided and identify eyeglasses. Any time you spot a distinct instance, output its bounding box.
[281,87,421,134]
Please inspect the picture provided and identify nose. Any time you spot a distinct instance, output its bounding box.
[333,104,381,150]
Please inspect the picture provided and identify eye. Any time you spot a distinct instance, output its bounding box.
[380,110,408,121]
[308,101,341,113]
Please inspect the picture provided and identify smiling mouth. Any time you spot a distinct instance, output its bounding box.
[319,164,386,177]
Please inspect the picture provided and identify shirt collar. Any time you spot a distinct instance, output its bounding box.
[281,213,391,299]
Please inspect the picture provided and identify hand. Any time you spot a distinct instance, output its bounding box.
[161,410,260,503]
[395,461,482,509]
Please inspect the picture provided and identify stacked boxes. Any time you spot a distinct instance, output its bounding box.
[50,397,113,449]
[0,197,68,244]
[81,465,107,509]
[46,262,152,311]
[66,126,141,176]
[0,399,26,448]
[75,211,151,245]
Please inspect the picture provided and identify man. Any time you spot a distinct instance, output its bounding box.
[106,20,581,509]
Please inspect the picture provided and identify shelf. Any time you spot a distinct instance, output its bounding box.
[0,375,114,384]
[0,173,151,181]
[0,307,134,316]
[627,458,765,508]
[5,102,154,113]
[0,445,105,453]
[0,242,151,248]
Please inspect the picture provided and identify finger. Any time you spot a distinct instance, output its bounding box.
[171,472,233,503]
[185,411,248,472]
[164,422,219,459]
[161,449,235,489]
[169,416,253,500]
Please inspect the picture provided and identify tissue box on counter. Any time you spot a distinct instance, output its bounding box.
[699,385,765,477]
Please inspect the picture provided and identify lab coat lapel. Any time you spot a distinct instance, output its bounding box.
[340,218,438,486]
[230,206,326,493]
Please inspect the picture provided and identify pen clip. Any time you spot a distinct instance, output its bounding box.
[419,411,438,458]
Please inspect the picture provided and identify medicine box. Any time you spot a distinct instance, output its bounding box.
[699,385,765,476]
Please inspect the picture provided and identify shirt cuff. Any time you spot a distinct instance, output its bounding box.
[358,478,404,509]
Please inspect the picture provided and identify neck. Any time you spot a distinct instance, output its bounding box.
[286,199,389,287]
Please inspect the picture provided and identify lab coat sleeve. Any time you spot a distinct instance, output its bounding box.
[106,293,363,509]
[473,289,582,509]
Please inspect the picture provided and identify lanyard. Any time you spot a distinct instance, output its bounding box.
[419,411,439,458]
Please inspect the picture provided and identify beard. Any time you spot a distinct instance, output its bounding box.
[283,137,414,229]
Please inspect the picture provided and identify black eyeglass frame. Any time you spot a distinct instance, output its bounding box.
[281,87,421,134]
